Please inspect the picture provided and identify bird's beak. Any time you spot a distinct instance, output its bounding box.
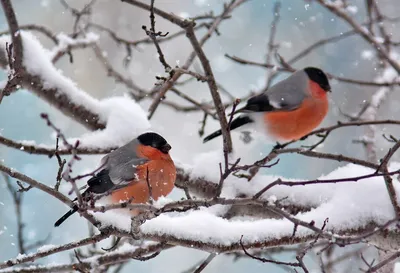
[325,85,332,92]
[160,143,171,153]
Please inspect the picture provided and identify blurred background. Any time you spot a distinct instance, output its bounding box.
[1,0,400,272]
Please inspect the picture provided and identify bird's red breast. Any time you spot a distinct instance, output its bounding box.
[111,145,176,210]
[263,80,329,141]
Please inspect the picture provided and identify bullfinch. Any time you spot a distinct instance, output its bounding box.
[54,132,176,227]
[203,67,331,143]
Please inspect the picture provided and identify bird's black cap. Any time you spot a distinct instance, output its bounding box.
[138,132,171,153]
[304,67,331,92]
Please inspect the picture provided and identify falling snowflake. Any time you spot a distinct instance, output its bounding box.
[361,50,374,60]
[346,5,358,14]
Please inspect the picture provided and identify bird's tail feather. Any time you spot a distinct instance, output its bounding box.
[54,205,78,227]
[203,115,254,143]
[54,170,114,227]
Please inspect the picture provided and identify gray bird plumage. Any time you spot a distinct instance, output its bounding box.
[100,138,148,187]
[238,69,309,114]
[263,69,309,111]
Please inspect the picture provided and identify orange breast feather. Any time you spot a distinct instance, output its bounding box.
[111,145,176,207]
[264,83,328,141]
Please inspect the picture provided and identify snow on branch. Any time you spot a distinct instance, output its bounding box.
[0,31,150,147]
[1,161,400,271]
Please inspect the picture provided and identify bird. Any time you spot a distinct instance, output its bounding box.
[54,132,176,227]
[203,67,331,143]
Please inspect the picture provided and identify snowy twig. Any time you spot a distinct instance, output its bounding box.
[240,236,301,267]
[50,33,98,63]
[0,33,106,129]
[0,134,115,155]
[0,233,109,269]
[0,24,58,44]
[0,242,167,272]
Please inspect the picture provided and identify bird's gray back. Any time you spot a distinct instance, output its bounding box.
[101,138,148,186]
[265,70,309,111]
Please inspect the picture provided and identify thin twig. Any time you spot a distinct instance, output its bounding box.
[264,2,281,90]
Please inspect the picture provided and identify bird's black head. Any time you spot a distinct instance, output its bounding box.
[137,132,171,154]
[304,67,331,92]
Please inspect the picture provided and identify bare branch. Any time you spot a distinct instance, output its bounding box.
[264,2,281,90]
[192,253,217,273]
[2,173,26,254]
[225,54,400,87]
[316,0,400,73]
[365,251,400,272]
[0,0,23,72]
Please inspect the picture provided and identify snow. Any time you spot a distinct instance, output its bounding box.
[37,244,57,253]
[67,95,151,148]
[14,32,100,112]
[346,5,358,14]
[0,32,151,149]
[361,50,374,60]
[48,32,99,61]
[0,81,6,90]
[326,0,344,9]
[362,52,400,122]
[15,253,26,260]
[86,155,400,247]
[140,163,400,245]
[395,263,400,273]
[93,210,131,231]
[153,196,175,208]
[2,244,60,266]
[0,263,62,273]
